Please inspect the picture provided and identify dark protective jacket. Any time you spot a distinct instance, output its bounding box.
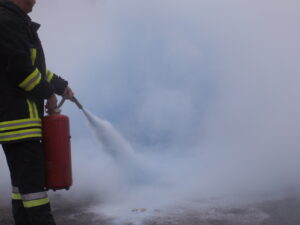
[0,0,68,143]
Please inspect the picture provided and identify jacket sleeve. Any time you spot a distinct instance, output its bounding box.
[45,69,68,96]
[0,19,54,99]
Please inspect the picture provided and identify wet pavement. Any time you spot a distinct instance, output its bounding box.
[1,195,300,225]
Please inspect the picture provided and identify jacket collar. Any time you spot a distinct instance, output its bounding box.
[0,0,31,22]
[0,0,40,31]
[31,21,40,32]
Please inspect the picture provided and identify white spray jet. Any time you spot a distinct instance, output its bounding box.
[72,97,159,185]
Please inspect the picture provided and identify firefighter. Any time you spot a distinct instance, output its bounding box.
[0,0,74,224]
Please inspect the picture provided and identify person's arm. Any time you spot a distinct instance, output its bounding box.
[45,69,69,96]
[45,70,74,101]
[63,86,74,100]
[0,19,54,100]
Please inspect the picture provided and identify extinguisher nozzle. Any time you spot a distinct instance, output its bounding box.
[73,97,83,110]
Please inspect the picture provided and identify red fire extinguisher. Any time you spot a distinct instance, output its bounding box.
[42,98,74,190]
[42,97,83,190]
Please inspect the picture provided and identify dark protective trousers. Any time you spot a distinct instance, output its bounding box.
[2,140,56,225]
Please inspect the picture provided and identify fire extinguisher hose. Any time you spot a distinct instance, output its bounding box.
[56,96,84,112]
[73,97,83,110]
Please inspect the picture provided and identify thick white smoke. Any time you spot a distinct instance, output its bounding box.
[1,0,300,223]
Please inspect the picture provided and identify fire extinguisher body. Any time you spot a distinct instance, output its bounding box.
[42,114,72,190]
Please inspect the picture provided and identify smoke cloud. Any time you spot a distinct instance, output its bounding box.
[1,0,300,222]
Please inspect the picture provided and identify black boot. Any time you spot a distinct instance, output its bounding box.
[12,200,30,225]
[26,203,56,225]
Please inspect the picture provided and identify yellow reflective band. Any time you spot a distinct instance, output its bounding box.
[19,68,42,91]
[0,120,41,132]
[0,118,41,127]
[0,128,42,142]
[23,198,49,208]
[26,99,39,119]
[46,69,54,82]
[33,102,39,119]
[31,48,37,65]
[12,193,22,200]
[0,128,41,137]
[27,99,34,118]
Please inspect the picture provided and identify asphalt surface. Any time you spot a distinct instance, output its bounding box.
[1,194,300,225]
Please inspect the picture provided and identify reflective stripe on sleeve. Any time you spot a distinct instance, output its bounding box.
[18,68,42,91]
[31,48,37,65]
[46,69,54,82]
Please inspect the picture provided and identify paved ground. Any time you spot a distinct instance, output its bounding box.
[1,195,300,225]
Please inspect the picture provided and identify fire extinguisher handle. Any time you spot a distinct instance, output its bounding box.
[56,96,83,111]
[57,97,66,109]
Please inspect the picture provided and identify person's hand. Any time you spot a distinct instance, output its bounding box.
[63,86,74,101]
[45,94,58,114]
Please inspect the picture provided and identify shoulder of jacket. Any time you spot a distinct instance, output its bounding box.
[0,10,24,30]
[0,16,21,30]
